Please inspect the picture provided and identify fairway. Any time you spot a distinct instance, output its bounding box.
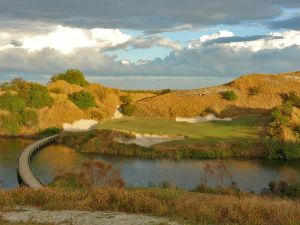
[99,115,267,143]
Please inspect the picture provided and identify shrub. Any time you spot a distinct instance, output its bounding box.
[201,107,216,116]
[69,91,97,109]
[294,126,300,137]
[120,95,132,104]
[51,69,89,87]
[1,115,20,135]
[281,91,300,107]
[160,89,171,95]
[18,83,53,109]
[264,138,300,159]
[248,86,262,96]
[90,110,104,121]
[0,77,30,91]
[38,127,61,138]
[0,93,26,114]
[18,109,38,127]
[122,104,136,116]
[263,180,300,199]
[222,90,238,101]
[52,160,125,188]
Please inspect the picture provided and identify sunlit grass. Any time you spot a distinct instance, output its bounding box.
[99,115,268,143]
[0,187,299,225]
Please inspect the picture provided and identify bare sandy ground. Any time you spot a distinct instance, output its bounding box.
[114,133,184,147]
[0,207,178,225]
[176,113,232,123]
[113,105,124,119]
[63,119,98,131]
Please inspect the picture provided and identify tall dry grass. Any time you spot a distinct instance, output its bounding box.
[0,187,299,225]
[133,72,300,118]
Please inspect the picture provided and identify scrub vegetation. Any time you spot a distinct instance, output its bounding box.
[1,187,300,225]
[51,69,89,87]
[68,90,97,109]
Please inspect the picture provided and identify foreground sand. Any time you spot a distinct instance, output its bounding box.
[1,207,178,225]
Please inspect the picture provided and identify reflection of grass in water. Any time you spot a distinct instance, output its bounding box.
[99,115,267,143]
[32,145,85,177]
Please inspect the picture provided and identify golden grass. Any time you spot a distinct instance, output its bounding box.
[133,72,300,118]
[0,187,299,225]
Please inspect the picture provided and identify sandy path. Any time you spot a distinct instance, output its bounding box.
[0,207,178,225]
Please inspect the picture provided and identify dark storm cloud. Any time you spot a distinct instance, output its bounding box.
[1,0,300,31]
[202,35,278,46]
[269,15,300,30]
[0,44,300,79]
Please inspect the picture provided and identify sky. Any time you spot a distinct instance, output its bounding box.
[0,1,300,89]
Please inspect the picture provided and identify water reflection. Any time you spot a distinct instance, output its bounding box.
[31,145,300,193]
[0,138,32,189]
[0,138,299,192]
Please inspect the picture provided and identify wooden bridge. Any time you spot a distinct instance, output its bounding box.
[17,135,59,189]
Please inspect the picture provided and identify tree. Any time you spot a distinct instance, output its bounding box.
[51,69,89,87]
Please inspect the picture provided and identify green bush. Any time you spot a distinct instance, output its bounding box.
[281,91,300,107]
[0,78,30,91]
[51,69,89,87]
[38,127,61,138]
[248,86,262,96]
[0,93,26,114]
[222,90,238,101]
[160,89,171,95]
[18,83,53,109]
[1,115,20,135]
[122,104,137,116]
[264,138,300,159]
[18,109,38,127]
[69,91,97,109]
[120,95,132,104]
[294,126,300,137]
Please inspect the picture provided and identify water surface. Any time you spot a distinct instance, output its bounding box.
[1,138,300,193]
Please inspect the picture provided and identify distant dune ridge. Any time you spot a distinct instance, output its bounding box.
[0,70,300,136]
[132,71,300,119]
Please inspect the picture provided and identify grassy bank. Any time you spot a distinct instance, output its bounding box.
[57,129,267,159]
[56,115,269,159]
[0,187,299,225]
[99,115,267,142]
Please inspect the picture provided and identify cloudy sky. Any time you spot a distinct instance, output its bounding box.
[1,1,300,89]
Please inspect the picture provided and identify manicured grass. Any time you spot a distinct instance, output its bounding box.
[99,115,268,143]
[0,187,300,225]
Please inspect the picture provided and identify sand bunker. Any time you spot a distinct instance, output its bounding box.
[114,133,184,147]
[113,106,124,118]
[176,113,232,123]
[63,119,98,131]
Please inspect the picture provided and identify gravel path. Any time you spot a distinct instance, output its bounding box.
[0,207,179,225]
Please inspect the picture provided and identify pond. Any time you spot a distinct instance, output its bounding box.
[1,138,300,193]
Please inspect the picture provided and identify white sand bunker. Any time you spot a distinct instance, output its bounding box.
[63,119,98,131]
[176,113,232,123]
[114,133,184,147]
[113,105,124,119]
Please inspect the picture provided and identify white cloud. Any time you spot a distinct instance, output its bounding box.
[0,25,131,54]
[188,30,234,48]
[121,59,131,65]
[189,30,300,52]
[227,30,300,51]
